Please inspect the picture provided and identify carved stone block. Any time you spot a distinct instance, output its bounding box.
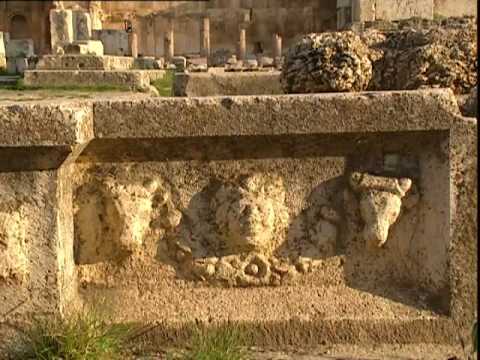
[349,172,415,249]
[0,210,27,281]
[50,9,74,52]
[74,178,161,264]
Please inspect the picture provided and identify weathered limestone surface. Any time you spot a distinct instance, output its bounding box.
[64,40,104,56]
[50,9,74,52]
[5,39,35,58]
[0,101,93,147]
[0,32,6,57]
[73,11,92,41]
[0,103,93,354]
[282,17,477,95]
[459,86,478,117]
[365,17,477,94]
[0,90,476,354]
[0,34,5,69]
[281,32,373,93]
[174,68,283,96]
[92,29,129,56]
[36,55,135,70]
[23,70,159,91]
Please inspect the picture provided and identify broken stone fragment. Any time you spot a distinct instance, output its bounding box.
[349,172,414,249]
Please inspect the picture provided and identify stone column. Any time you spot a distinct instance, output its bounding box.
[273,33,282,59]
[238,27,246,61]
[164,17,174,61]
[89,0,103,30]
[129,32,138,58]
[147,16,155,57]
[200,16,210,59]
[153,15,161,58]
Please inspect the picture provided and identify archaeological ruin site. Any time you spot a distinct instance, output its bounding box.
[0,1,477,359]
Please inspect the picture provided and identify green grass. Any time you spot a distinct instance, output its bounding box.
[151,70,174,97]
[0,69,13,76]
[172,326,247,360]
[13,307,136,360]
[0,78,131,92]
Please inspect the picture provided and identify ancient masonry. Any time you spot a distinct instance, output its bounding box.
[0,89,476,351]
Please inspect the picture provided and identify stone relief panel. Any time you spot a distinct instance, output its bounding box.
[74,12,92,41]
[211,173,289,255]
[346,172,419,250]
[0,186,28,282]
[156,172,341,287]
[74,177,161,264]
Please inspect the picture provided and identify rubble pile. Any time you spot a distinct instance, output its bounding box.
[368,17,477,93]
[281,32,372,93]
[281,17,477,95]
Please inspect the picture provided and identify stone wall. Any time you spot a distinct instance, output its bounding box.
[0,89,476,354]
[92,29,129,56]
[102,0,338,58]
[338,0,476,29]
[36,54,135,70]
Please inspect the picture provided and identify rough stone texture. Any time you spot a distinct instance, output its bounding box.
[23,70,154,91]
[0,101,93,147]
[282,17,477,95]
[281,32,373,93]
[171,56,187,72]
[6,58,16,74]
[0,192,28,281]
[366,17,477,94]
[459,86,478,117]
[36,54,135,70]
[348,172,416,249]
[0,90,475,355]
[174,68,283,96]
[374,0,434,21]
[0,32,5,57]
[72,11,92,41]
[50,9,74,52]
[134,56,157,70]
[434,0,477,17]
[64,40,104,56]
[92,29,129,56]
[14,58,28,74]
[5,39,34,58]
[209,48,233,67]
[74,177,159,264]
[137,344,467,359]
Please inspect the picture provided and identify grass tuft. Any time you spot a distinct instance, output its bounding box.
[0,78,131,92]
[13,307,136,360]
[151,70,174,97]
[175,326,247,360]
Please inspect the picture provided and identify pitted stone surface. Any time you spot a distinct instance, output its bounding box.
[281,17,476,95]
[281,32,373,93]
[0,90,475,355]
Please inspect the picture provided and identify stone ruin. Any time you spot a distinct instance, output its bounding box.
[0,89,476,355]
[281,16,477,95]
